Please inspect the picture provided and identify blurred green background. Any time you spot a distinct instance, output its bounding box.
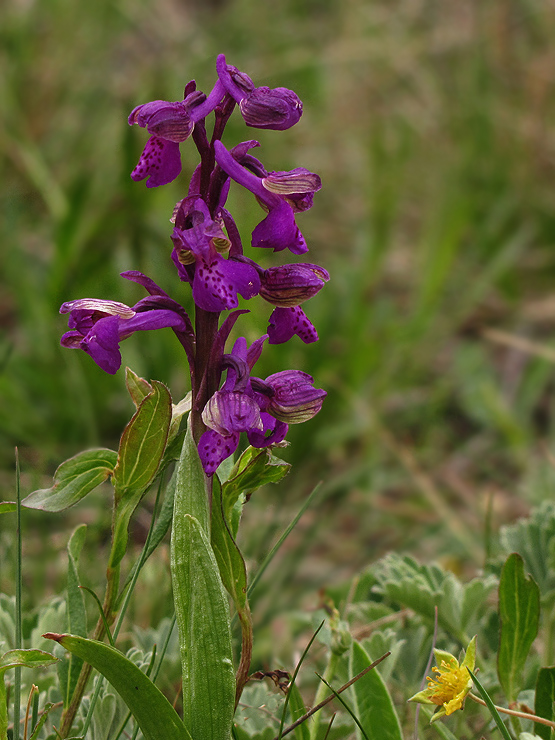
[2,0,555,584]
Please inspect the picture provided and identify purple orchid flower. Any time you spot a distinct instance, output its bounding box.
[214,139,320,255]
[171,197,260,312]
[216,54,302,131]
[198,336,326,474]
[60,283,191,374]
[128,83,226,187]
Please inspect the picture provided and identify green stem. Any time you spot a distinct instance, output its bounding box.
[234,603,253,709]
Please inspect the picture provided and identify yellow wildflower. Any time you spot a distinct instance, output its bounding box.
[409,636,476,723]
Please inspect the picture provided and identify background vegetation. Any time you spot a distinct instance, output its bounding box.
[2,0,555,736]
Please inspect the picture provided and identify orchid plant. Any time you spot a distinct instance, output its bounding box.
[14,55,329,740]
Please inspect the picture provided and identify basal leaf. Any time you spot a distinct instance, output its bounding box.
[172,515,236,740]
[44,633,190,740]
[112,380,172,500]
[497,553,540,702]
[0,648,57,673]
[22,449,117,512]
[534,666,555,740]
[349,641,402,740]
[171,425,235,740]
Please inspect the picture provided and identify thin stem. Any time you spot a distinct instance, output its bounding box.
[234,604,253,709]
[13,449,22,740]
[468,693,555,729]
[272,653,391,740]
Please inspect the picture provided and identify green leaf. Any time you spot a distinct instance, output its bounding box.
[223,447,290,534]
[63,525,88,708]
[172,514,236,740]
[125,367,153,409]
[349,641,402,740]
[22,449,117,512]
[0,502,16,515]
[112,380,172,500]
[534,667,555,740]
[171,424,235,740]
[371,553,496,642]
[109,381,172,568]
[211,476,248,613]
[0,650,57,740]
[44,634,190,740]
[287,683,310,740]
[497,553,540,702]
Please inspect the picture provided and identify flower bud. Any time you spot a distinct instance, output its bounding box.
[260,263,330,307]
[128,100,194,142]
[240,87,303,130]
[264,370,326,423]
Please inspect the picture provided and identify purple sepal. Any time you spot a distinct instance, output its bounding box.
[264,370,327,423]
[267,306,318,344]
[240,87,302,131]
[259,263,330,307]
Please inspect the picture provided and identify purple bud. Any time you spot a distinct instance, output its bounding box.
[128,100,194,142]
[240,87,303,131]
[263,370,326,423]
[259,263,330,307]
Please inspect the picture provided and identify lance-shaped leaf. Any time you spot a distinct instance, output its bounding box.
[211,476,248,614]
[22,449,117,512]
[535,666,555,740]
[109,381,172,569]
[0,502,16,515]
[497,553,540,703]
[171,426,235,740]
[125,367,153,408]
[112,380,172,500]
[43,634,191,740]
[0,649,58,740]
[349,641,402,740]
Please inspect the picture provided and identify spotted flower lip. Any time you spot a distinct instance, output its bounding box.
[170,197,260,312]
[60,295,190,375]
[216,54,302,130]
[409,636,477,723]
[267,306,319,344]
[214,140,320,254]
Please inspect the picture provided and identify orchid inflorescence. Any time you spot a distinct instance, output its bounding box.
[60,54,327,475]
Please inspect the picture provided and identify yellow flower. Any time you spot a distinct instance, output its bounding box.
[409,636,476,723]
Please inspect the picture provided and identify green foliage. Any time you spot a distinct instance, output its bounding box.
[22,449,117,512]
[371,553,496,643]
[45,634,191,740]
[171,427,235,740]
[497,553,540,703]
[534,667,555,740]
[349,641,403,740]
